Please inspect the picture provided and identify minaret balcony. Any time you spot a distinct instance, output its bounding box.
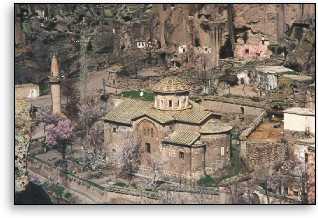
[48,76,61,83]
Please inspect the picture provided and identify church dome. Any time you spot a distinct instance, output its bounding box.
[153,77,191,111]
[153,76,190,94]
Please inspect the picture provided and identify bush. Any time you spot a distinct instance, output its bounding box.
[198,175,216,187]
[64,192,72,199]
[114,181,128,187]
[39,83,49,95]
[121,90,154,101]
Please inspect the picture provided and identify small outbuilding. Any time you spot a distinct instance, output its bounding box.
[283,107,315,135]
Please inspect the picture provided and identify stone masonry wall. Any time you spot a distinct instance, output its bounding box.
[246,141,287,171]
[27,156,231,204]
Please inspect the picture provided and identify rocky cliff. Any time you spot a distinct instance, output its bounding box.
[15,4,315,85]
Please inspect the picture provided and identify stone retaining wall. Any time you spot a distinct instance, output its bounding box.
[27,156,231,204]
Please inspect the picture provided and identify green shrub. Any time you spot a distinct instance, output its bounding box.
[114,181,128,187]
[198,175,216,187]
[64,192,72,199]
[121,90,154,101]
[39,83,49,95]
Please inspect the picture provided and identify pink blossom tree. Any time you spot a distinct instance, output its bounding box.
[45,117,73,159]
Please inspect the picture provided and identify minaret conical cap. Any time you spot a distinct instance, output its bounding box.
[51,55,59,77]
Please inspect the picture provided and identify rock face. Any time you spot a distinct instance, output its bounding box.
[15,4,315,86]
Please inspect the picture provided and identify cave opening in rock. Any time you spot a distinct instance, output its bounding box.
[194,37,200,47]
[160,53,166,63]
[219,38,234,58]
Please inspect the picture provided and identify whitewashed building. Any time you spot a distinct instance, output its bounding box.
[237,70,251,85]
[15,83,40,100]
[178,45,187,54]
[283,107,315,135]
[255,66,295,90]
[137,41,146,49]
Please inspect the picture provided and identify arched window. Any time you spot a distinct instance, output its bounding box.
[179,152,184,160]
[169,100,172,108]
[145,143,151,153]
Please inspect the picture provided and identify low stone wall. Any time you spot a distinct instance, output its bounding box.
[239,110,267,140]
[27,156,231,204]
[245,141,287,171]
[28,156,159,204]
[254,186,300,204]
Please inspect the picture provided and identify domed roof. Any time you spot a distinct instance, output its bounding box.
[153,76,190,93]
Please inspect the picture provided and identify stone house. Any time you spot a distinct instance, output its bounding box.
[255,65,295,91]
[104,77,232,182]
[15,83,40,100]
[235,37,271,60]
[178,45,187,54]
[136,40,147,49]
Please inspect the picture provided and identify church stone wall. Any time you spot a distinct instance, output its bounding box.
[104,122,135,165]
[201,134,231,175]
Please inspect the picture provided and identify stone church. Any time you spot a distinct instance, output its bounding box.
[104,77,233,182]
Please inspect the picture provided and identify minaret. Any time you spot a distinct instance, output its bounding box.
[49,55,61,115]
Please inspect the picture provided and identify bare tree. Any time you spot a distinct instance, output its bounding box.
[117,135,141,182]
[88,126,103,151]
[148,159,167,187]
[77,97,103,148]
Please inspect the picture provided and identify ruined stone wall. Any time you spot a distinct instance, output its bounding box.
[245,141,287,171]
[307,147,315,204]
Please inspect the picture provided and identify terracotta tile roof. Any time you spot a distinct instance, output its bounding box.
[200,120,233,134]
[162,130,200,146]
[173,102,212,124]
[142,109,174,124]
[104,99,213,125]
[153,76,190,93]
[104,99,146,125]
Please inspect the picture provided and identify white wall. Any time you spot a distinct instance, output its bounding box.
[284,113,315,135]
[28,87,39,98]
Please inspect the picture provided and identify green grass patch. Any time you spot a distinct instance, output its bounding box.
[39,83,49,95]
[198,175,216,187]
[121,90,154,101]
[114,181,128,187]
